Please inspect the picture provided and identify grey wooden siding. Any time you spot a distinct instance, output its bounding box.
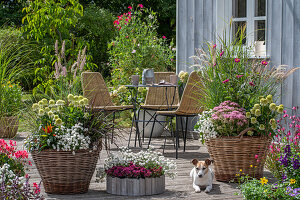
[177,0,300,108]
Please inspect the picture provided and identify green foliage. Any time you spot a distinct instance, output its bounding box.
[80,0,176,40]
[0,154,25,177]
[193,30,281,110]
[0,28,34,117]
[109,4,176,87]
[238,175,300,199]
[0,0,26,27]
[74,4,116,78]
[0,82,22,117]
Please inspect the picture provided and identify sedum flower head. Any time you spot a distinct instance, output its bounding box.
[56,100,65,106]
[49,99,55,107]
[253,104,260,110]
[277,106,284,114]
[266,95,273,103]
[32,103,39,111]
[38,109,45,116]
[44,107,50,113]
[255,109,261,117]
[259,124,265,130]
[251,117,257,124]
[246,112,251,118]
[55,118,63,126]
[269,103,276,111]
[67,94,74,101]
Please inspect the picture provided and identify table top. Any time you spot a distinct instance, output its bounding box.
[125,84,178,88]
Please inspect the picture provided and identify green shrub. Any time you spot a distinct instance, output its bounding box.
[1,82,22,117]
[108,4,176,87]
[74,4,116,78]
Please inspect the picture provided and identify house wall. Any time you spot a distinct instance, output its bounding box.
[176,0,300,108]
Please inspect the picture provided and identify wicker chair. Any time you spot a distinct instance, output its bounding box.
[149,71,205,158]
[139,72,179,140]
[81,72,133,143]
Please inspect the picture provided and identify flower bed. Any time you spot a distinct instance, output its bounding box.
[97,147,176,196]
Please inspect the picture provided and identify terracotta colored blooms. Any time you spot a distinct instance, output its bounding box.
[261,60,268,66]
[235,58,240,63]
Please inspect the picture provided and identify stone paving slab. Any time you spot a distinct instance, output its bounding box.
[7,131,275,200]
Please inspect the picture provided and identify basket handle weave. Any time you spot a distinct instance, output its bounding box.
[238,127,256,139]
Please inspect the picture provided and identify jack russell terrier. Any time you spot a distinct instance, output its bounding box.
[190,158,214,193]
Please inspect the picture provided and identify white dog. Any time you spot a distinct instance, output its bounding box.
[190,158,214,193]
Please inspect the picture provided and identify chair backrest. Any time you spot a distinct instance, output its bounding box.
[177,71,205,115]
[144,72,179,106]
[81,72,114,107]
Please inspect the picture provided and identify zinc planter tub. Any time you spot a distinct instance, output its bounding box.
[106,175,165,196]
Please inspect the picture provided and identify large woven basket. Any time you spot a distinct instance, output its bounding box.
[31,147,101,194]
[206,131,271,182]
[0,116,19,138]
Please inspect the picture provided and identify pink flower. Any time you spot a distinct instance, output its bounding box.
[236,75,244,78]
[255,155,258,159]
[249,82,255,86]
[222,79,229,83]
[220,51,224,57]
[128,5,132,10]
[292,106,298,110]
[213,44,217,48]
[261,60,268,66]
[138,4,144,8]
[234,58,240,63]
[132,49,136,53]
[162,36,166,39]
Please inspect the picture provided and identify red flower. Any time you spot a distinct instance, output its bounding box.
[261,60,268,66]
[138,4,144,8]
[249,82,255,86]
[128,5,132,10]
[234,58,240,63]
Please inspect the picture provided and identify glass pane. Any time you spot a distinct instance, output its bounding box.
[233,21,247,44]
[255,0,266,16]
[233,0,247,18]
[255,20,265,41]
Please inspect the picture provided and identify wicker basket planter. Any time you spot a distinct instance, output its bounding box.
[106,175,165,196]
[206,136,271,182]
[31,147,101,194]
[0,116,19,138]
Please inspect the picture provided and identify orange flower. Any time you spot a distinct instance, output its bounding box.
[42,124,54,134]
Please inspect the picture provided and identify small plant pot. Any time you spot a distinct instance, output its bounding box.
[0,116,19,138]
[137,110,165,138]
[106,175,165,196]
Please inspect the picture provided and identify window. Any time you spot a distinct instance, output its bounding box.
[232,0,267,56]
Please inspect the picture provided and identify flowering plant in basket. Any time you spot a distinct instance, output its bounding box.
[25,94,108,152]
[96,147,177,180]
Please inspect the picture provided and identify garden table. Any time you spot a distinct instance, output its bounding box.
[125,84,178,148]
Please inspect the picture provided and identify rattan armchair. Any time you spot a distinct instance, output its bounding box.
[81,72,133,143]
[149,71,205,158]
[139,72,179,140]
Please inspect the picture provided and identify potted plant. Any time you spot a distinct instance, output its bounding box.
[96,147,177,196]
[192,30,298,182]
[25,94,110,194]
[0,81,22,138]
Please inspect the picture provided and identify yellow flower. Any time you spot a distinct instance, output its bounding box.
[67,94,74,101]
[246,112,251,118]
[277,106,284,114]
[251,117,257,124]
[271,123,277,130]
[255,109,261,117]
[236,174,240,177]
[9,85,13,88]
[250,109,255,114]
[240,169,242,172]
[260,177,268,185]
[32,103,39,111]
[250,165,253,168]
[253,104,260,110]
[55,118,63,126]
[247,131,253,136]
[260,98,268,106]
[266,95,273,103]
[259,124,265,130]
[269,103,276,111]
[290,179,296,184]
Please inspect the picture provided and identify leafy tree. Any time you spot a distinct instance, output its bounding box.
[0,0,26,26]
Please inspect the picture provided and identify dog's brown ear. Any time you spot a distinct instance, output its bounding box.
[205,159,212,165]
[191,159,198,166]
